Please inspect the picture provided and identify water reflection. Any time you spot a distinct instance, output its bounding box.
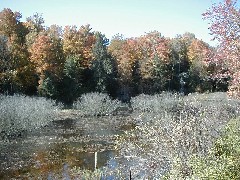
[29,148,116,179]
[0,116,135,179]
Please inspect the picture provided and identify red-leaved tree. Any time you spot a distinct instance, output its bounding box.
[203,0,240,97]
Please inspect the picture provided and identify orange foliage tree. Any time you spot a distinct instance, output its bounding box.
[187,39,214,91]
[29,33,64,97]
[0,8,37,94]
[63,24,95,68]
[109,32,171,94]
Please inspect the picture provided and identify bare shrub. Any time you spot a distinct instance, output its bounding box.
[115,92,240,179]
[0,94,61,140]
[130,92,179,114]
[73,92,122,116]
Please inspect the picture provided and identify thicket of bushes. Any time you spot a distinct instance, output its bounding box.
[1,91,240,179]
[189,118,240,179]
[73,92,123,116]
[50,92,240,179]
[0,92,124,140]
[114,92,240,179]
[0,94,61,140]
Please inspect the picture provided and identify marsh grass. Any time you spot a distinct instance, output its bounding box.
[115,92,240,179]
[73,92,123,116]
[0,94,61,140]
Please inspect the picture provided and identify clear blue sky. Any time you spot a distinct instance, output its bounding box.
[1,0,223,46]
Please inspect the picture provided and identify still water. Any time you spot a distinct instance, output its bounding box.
[0,116,134,179]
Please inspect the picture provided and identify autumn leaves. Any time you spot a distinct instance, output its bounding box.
[0,5,232,102]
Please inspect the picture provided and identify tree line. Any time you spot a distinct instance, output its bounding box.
[0,7,232,104]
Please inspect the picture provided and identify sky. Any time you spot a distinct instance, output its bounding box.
[0,0,224,46]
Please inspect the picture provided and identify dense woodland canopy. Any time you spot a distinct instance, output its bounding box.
[0,1,238,104]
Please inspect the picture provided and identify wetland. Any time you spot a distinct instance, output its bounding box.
[0,110,135,179]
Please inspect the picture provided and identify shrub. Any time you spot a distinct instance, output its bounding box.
[115,92,240,179]
[0,94,61,140]
[73,92,122,116]
[189,118,240,179]
[130,92,180,114]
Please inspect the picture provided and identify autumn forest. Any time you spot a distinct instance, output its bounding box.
[0,3,238,104]
[2,0,240,178]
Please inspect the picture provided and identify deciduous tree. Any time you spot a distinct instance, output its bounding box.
[30,33,64,97]
[63,24,95,68]
[203,0,240,97]
[187,39,212,92]
[0,8,36,94]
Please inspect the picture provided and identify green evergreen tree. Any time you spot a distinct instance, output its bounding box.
[91,32,116,93]
[152,55,171,92]
[61,55,82,104]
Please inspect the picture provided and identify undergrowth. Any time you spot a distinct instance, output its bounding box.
[0,94,61,140]
[115,92,240,179]
[73,92,123,116]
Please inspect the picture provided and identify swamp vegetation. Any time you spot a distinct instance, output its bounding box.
[0,92,240,179]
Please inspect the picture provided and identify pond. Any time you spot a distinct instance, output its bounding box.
[0,111,135,179]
